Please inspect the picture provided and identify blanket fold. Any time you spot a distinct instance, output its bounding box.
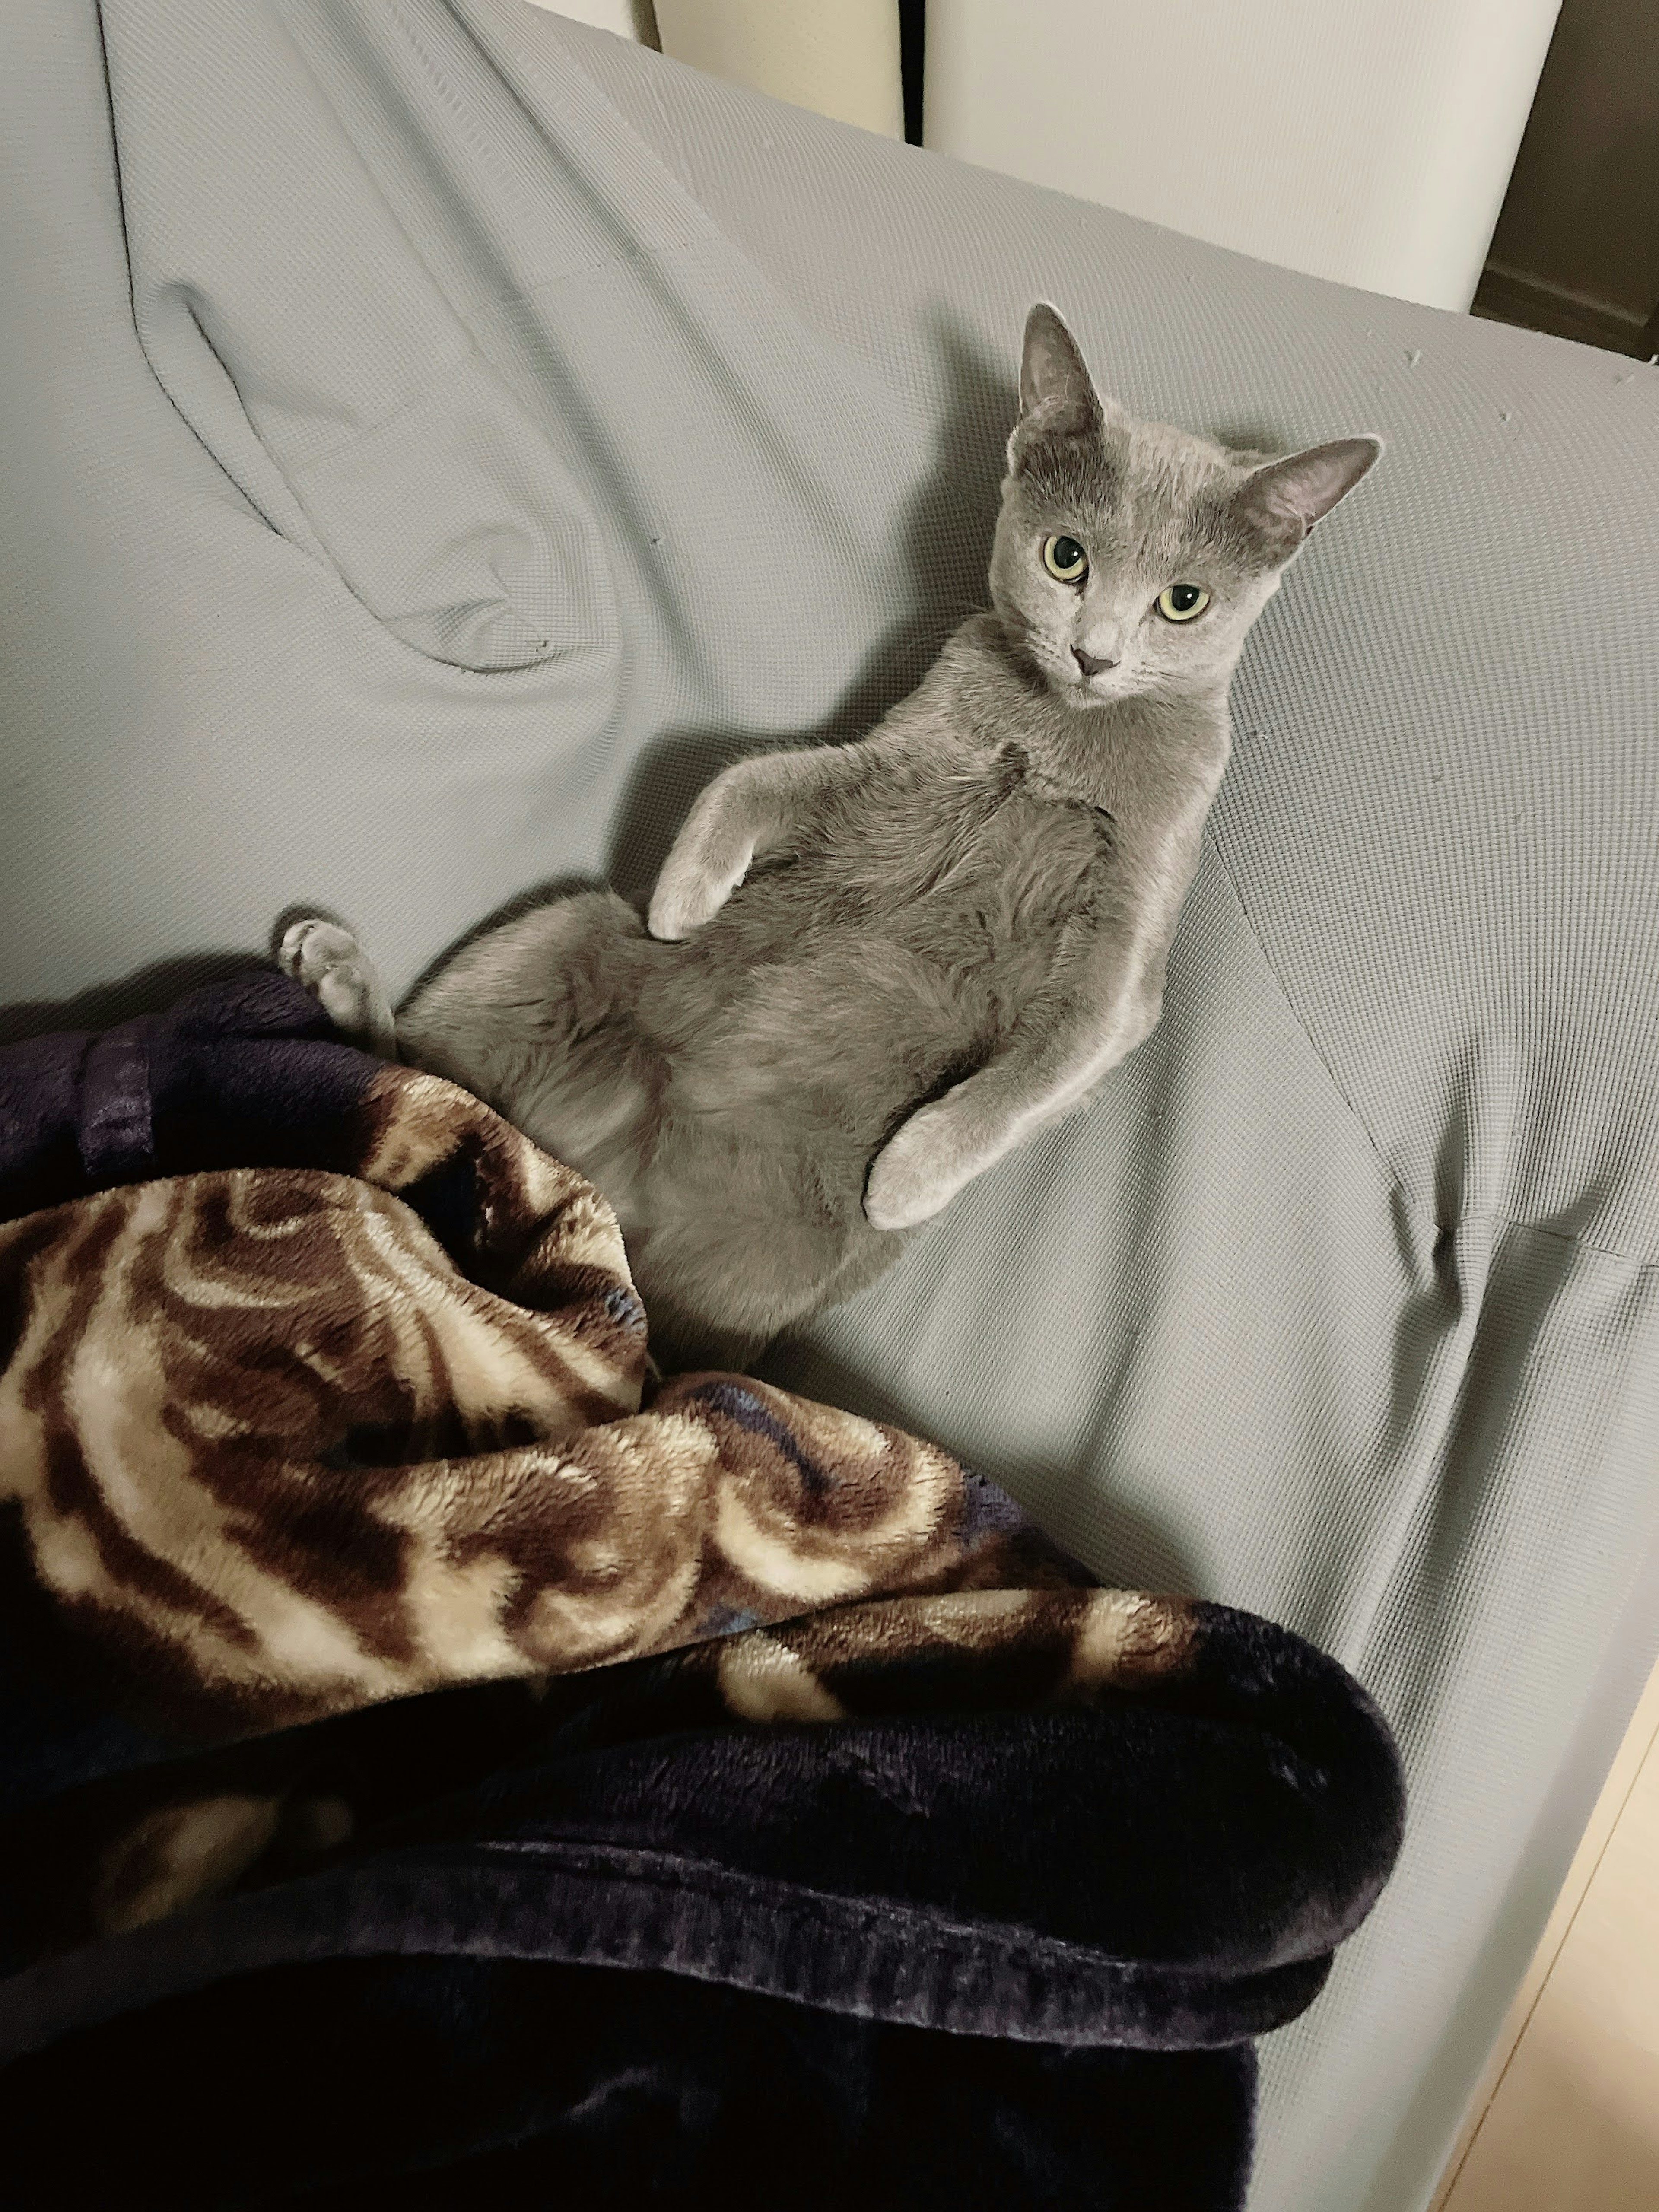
[0,971,1078,1772]
[0,973,1404,2208]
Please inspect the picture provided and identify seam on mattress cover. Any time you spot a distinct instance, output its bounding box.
[1468,1214,1659,1268]
[1202,823,1435,1226]
[1202,826,1653,1269]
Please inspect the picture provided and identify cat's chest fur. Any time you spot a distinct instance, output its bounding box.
[703,612,1219,1008]
[660,656,1205,1108]
[666,764,1112,1120]
[777,748,1115,958]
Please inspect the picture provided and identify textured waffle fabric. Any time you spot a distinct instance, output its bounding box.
[1,5,1656,2206]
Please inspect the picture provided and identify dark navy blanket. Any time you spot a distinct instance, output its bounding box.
[0,973,1405,2206]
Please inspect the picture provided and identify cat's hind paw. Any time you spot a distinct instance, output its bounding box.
[277,917,397,1057]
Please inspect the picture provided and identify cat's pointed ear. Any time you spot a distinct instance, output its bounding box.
[1232,436,1383,560]
[1017,304,1109,439]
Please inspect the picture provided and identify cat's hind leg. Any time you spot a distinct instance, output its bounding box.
[634,1201,900,1374]
[277,918,398,1058]
[395,891,661,1220]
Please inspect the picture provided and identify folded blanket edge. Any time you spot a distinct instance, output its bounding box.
[0,1840,1336,2067]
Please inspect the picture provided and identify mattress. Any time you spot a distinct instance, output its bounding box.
[2,4,1657,2205]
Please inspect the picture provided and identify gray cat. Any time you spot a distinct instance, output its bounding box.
[281,305,1379,1367]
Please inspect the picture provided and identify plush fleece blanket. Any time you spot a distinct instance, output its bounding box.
[0,973,1404,2206]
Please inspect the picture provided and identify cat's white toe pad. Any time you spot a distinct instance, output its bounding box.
[277,919,390,1049]
[280,918,361,985]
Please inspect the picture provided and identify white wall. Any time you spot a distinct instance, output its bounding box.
[924,0,1564,311]
[525,0,904,140]
[652,0,903,138]
[522,0,656,44]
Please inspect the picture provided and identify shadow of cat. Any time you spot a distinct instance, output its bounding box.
[0,950,274,1050]
[608,308,1017,904]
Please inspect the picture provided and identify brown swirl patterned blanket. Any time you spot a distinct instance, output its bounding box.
[0,972,1404,2209]
[0,972,1072,1758]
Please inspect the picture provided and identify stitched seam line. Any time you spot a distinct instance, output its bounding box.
[1203,823,1655,1270]
[1203,822,1433,1228]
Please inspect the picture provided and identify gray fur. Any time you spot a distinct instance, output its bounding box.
[280,306,1379,1367]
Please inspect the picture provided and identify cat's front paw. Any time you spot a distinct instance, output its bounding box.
[647,847,752,942]
[277,917,397,1056]
[864,1112,976,1233]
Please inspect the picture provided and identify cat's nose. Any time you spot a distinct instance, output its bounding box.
[1073,646,1118,678]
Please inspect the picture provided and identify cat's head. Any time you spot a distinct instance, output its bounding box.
[990,305,1381,711]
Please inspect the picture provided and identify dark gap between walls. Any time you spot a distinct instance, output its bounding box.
[901,0,925,145]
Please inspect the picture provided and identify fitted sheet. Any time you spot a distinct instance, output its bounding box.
[1,5,1657,2206]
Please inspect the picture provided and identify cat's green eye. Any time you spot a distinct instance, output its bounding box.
[1156,583,1210,623]
[1042,534,1089,585]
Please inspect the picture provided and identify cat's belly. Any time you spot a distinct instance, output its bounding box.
[639,807,1118,1148]
[664,924,1036,1138]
